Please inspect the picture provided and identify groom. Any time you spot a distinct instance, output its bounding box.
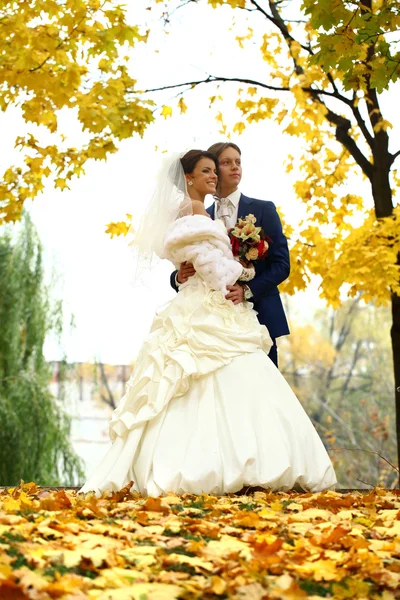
[170,142,290,368]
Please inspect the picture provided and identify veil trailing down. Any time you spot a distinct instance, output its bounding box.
[133,152,193,260]
[130,153,193,284]
[81,151,337,497]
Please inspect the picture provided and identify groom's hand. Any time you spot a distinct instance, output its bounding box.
[177,262,196,284]
[225,283,244,304]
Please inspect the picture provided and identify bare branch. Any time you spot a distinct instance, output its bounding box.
[138,73,362,110]
[100,393,115,410]
[98,361,117,410]
[138,75,289,95]
[333,446,400,474]
[391,149,400,162]
[316,400,359,447]
[356,478,374,488]
[341,339,362,396]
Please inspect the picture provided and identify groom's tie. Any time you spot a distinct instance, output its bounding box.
[216,197,232,228]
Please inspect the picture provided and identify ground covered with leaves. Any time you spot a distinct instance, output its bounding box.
[0,483,399,599]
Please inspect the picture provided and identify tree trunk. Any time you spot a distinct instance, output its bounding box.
[371,131,393,219]
[371,151,399,485]
[391,287,400,486]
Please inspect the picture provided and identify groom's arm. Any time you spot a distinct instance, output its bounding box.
[170,262,197,292]
[247,201,290,302]
[170,270,179,292]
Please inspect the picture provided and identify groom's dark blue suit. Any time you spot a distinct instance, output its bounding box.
[170,194,290,366]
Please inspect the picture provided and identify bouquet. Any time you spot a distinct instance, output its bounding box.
[228,214,271,271]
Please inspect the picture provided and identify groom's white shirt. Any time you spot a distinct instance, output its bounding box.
[215,189,241,229]
[215,189,254,300]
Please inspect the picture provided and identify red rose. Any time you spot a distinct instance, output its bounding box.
[231,236,240,256]
[257,240,265,257]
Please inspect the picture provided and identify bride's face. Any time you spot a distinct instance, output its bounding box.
[187,158,218,197]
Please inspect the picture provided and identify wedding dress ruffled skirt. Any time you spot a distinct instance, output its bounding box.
[81,277,336,496]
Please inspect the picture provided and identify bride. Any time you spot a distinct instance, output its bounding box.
[81,149,337,497]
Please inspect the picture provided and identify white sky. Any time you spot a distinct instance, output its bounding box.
[1,2,399,365]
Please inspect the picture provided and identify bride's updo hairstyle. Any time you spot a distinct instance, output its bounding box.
[181,149,219,176]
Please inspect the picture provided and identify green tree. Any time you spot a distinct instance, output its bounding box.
[0,215,83,486]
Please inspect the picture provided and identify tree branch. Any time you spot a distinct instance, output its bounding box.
[137,75,289,94]
[140,74,375,177]
[341,339,362,396]
[265,0,311,55]
[138,73,362,109]
[360,0,388,140]
[349,97,374,149]
[387,54,400,83]
[142,1,376,184]
[100,393,116,410]
[315,400,358,446]
[333,446,400,474]
[29,13,88,73]
[98,362,117,410]
[356,478,375,488]
[392,149,400,162]
[252,1,363,113]
[265,0,380,150]
[324,108,373,180]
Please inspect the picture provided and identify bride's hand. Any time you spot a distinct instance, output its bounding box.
[177,261,196,284]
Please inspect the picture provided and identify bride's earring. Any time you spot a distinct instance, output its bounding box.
[188,181,193,186]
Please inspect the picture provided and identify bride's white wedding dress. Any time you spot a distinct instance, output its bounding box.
[81,216,336,496]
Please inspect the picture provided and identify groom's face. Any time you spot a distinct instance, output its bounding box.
[218,147,242,192]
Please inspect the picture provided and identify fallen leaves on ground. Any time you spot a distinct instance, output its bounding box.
[0,483,399,599]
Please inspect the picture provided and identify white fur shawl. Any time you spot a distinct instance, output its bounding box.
[163,215,242,294]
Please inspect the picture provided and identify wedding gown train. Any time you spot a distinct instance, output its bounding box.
[81,216,336,496]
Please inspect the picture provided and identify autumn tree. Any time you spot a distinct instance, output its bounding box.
[280,298,397,488]
[2,0,399,476]
[0,215,83,485]
[137,0,400,476]
[0,0,153,224]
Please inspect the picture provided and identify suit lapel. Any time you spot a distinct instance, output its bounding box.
[237,194,252,220]
[207,203,215,220]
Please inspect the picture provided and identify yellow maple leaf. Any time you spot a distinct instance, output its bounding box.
[165,552,214,571]
[211,575,227,595]
[177,97,188,114]
[55,178,69,190]
[105,215,132,238]
[295,558,340,581]
[205,534,252,560]
[161,105,173,118]
[373,119,393,132]
[233,121,246,135]
[331,579,373,598]
[93,583,183,599]
[1,497,21,512]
